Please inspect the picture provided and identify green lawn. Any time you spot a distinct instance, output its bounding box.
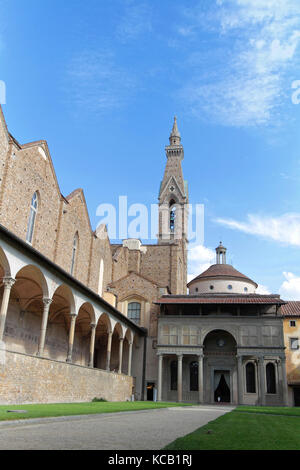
[235,405,300,417]
[164,409,300,450]
[0,401,190,421]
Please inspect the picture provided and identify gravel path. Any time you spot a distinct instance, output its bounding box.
[0,405,234,450]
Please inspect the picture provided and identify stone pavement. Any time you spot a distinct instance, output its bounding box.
[0,405,234,450]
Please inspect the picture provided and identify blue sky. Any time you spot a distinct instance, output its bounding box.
[2,0,300,298]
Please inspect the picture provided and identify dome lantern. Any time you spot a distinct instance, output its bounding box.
[216,242,227,264]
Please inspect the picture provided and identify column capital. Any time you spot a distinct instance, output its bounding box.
[69,313,77,318]
[119,337,124,342]
[3,277,15,288]
[197,354,204,360]
[42,298,52,307]
[176,353,183,359]
[90,323,96,330]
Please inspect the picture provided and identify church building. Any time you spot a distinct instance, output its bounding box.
[0,105,298,406]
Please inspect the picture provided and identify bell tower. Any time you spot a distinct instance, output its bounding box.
[158,117,189,244]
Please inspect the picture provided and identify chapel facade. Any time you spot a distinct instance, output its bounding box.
[156,243,289,406]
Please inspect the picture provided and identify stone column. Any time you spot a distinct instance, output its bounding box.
[118,337,124,374]
[88,323,96,368]
[279,357,289,406]
[0,277,15,342]
[198,354,204,404]
[177,354,183,402]
[106,331,112,371]
[157,354,163,401]
[66,313,77,363]
[128,341,133,376]
[237,355,243,405]
[258,356,265,406]
[37,298,52,357]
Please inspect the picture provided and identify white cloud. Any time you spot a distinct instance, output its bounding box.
[215,213,300,246]
[179,0,300,126]
[256,283,271,295]
[279,271,300,300]
[66,50,136,112]
[188,244,215,282]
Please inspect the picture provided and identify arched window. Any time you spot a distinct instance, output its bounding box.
[70,232,78,275]
[190,361,198,391]
[169,200,176,233]
[246,362,256,393]
[170,360,177,391]
[26,192,38,244]
[98,259,104,296]
[266,363,276,394]
[128,302,141,325]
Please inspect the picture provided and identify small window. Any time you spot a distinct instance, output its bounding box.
[290,338,299,350]
[244,287,248,292]
[195,287,198,292]
[210,285,214,290]
[128,302,141,325]
[290,320,296,327]
[228,285,233,290]
[26,192,38,244]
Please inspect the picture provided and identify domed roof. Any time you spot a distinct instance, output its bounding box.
[187,263,258,288]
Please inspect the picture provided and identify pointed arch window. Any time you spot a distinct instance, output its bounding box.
[26,192,38,244]
[128,302,141,325]
[70,232,79,275]
[98,259,104,296]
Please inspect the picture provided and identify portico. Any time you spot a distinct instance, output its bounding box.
[155,243,289,406]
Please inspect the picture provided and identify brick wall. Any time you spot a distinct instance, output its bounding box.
[0,349,133,404]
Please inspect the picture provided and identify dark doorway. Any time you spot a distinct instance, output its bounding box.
[147,382,155,401]
[294,387,300,406]
[93,348,99,368]
[214,372,230,403]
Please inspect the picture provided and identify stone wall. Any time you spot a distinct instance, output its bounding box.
[0,349,133,404]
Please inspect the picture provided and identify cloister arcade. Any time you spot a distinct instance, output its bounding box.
[0,237,143,382]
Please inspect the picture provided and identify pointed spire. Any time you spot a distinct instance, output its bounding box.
[169,116,181,145]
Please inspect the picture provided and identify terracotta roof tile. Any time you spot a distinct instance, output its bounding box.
[156,294,285,305]
[187,264,257,288]
[282,301,300,317]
